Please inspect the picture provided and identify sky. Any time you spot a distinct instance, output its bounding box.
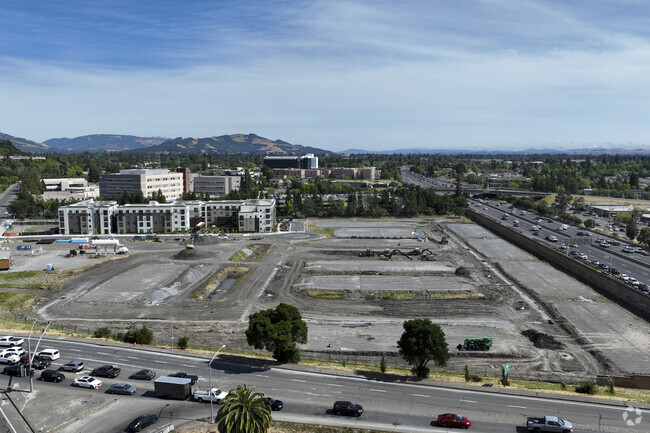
[2,0,650,152]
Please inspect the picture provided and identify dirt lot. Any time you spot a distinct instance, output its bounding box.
[2,217,649,383]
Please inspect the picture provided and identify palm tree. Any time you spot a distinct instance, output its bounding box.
[215,384,272,433]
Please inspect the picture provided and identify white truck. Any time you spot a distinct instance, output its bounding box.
[193,387,229,403]
[526,416,573,433]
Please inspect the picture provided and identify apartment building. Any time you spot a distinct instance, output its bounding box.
[99,169,183,201]
[263,154,318,169]
[273,166,378,180]
[58,198,276,234]
[58,199,118,235]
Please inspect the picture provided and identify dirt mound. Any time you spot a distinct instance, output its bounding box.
[172,248,216,260]
[521,329,565,350]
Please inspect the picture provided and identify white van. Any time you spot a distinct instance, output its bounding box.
[37,348,60,360]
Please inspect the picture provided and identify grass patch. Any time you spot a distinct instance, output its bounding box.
[429,291,484,299]
[363,291,421,301]
[192,266,248,300]
[0,292,36,309]
[0,270,42,281]
[307,224,334,238]
[305,289,347,300]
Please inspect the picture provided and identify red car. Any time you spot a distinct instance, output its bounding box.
[437,413,471,429]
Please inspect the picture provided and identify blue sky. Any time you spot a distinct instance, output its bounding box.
[2,0,650,152]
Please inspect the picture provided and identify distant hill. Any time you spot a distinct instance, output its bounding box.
[0,132,51,153]
[0,139,28,156]
[137,133,332,155]
[342,146,650,155]
[45,134,169,153]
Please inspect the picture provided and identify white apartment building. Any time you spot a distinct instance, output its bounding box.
[58,199,118,235]
[58,198,276,234]
[99,169,183,201]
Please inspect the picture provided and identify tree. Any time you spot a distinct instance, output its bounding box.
[638,228,650,248]
[397,318,449,378]
[215,384,272,433]
[88,160,101,183]
[626,218,639,241]
[245,303,308,363]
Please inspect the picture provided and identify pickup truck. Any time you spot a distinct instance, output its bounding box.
[168,372,199,385]
[0,336,24,347]
[193,387,229,403]
[527,416,573,433]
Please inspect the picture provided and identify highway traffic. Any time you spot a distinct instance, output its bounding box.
[2,337,647,432]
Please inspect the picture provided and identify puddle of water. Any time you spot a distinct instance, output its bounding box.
[209,278,238,299]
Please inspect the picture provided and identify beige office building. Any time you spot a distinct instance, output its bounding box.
[99,169,183,201]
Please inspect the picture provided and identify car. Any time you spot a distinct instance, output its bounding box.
[24,357,51,370]
[60,360,85,372]
[106,383,137,395]
[577,231,585,236]
[591,259,600,266]
[36,349,60,360]
[639,283,649,293]
[332,401,363,417]
[560,244,567,249]
[611,267,621,275]
[1,347,26,357]
[629,277,640,287]
[570,250,580,257]
[128,414,158,432]
[569,244,578,248]
[537,219,543,223]
[0,353,20,365]
[641,250,649,256]
[634,247,645,253]
[520,210,527,215]
[91,364,121,378]
[266,397,284,411]
[72,376,102,389]
[622,246,635,253]
[619,274,630,282]
[167,372,198,385]
[579,253,588,260]
[600,263,609,270]
[0,336,24,347]
[40,369,65,383]
[129,369,155,380]
[3,365,34,377]
[437,413,472,429]
[599,242,610,248]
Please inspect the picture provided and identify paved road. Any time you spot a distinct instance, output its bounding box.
[2,338,647,432]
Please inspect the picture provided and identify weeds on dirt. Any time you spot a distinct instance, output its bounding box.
[307,224,334,238]
[305,289,346,300]
[192,267,248,300]
[0,292,36,309]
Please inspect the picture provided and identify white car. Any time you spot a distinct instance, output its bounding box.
[0,353,20,365]
[72,376,102,389]
[0,336,24,347]
[619,274,630,282]
[628,277,640,287]
[1,347,25,357]
[37,349,60,360]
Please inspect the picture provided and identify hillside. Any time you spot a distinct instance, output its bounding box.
[45,134,169,153]
[0,139,28,156]
[0,132,51,153]
[138,133,332,155]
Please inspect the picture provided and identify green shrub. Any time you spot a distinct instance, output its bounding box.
[607,377,615,395]
[560,381,567,390]
[464,364,470,382]
[575,381,598,394]
[470,374,482,382]
[500,366,509,387]
[380,353,387,373]
[93,327,111,339]
[122,325,154,345]
[177,336,189,350]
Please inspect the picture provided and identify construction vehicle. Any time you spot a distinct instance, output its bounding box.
[457,337,492,351]
[378,249,413,261]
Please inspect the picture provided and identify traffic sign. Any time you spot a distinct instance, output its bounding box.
[503,363,512,376]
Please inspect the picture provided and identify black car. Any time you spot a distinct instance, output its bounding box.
[167,372,198,385]
[129,369,155,380]
[91,364,121,378]
[128,414,158,432]
[266,397,284,411]
[31,358,52,369]
[332,401,363,417]
[3,365,34,377]
[611,268,621,275]
[40,369,65,383]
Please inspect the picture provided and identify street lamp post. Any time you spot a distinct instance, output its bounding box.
[28,321,51,392]
[209,344,226,423]
[159,302,174,350]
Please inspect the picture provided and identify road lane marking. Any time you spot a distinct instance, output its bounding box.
[508,404,526,409]
[369,389,386,392]
[182,364,193,368]
[69,349,81,352]
[328,384,343,387]
[153,360,168,364]
[460,399,477,403]
[291,379,306,383]
[127,356,139,359]
[97,352,110,356]
[413,393,429,398]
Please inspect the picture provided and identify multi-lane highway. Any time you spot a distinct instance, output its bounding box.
[2,338,647,432]
[471,198,650,291]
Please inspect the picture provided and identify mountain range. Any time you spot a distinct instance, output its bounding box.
[0,132,331,155]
